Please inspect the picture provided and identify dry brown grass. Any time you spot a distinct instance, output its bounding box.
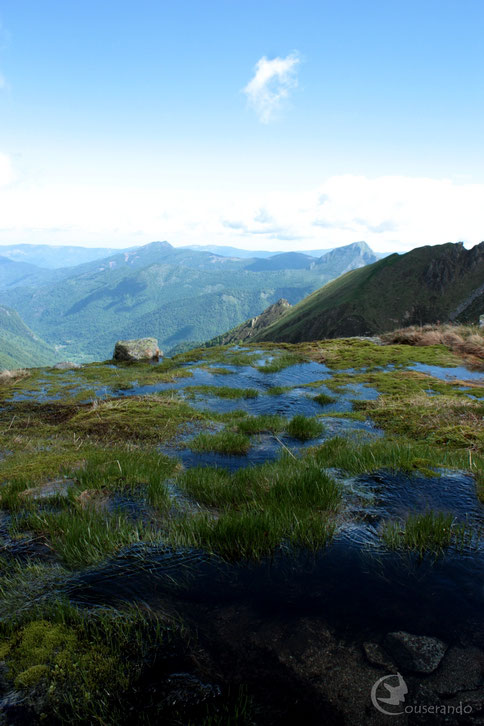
[382,324,484,368]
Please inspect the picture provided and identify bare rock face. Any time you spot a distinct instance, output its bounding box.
[113,338,162,362]
[383,632,447,674]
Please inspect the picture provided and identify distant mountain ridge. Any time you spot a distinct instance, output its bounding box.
[0,243,121,269]
[0,240,381,361]
[250,241,484,344]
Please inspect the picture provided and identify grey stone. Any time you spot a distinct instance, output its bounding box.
[53,361,81,370]
[363,641,396,671]
[113,338,162,362]
[429,646,484,696]
[480,314,484,329]
[383,631,447,674]
[160,673,221,708]
[18,479,74,501]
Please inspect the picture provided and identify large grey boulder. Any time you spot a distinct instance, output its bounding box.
[113,338,162,362]
[383,631,447,674]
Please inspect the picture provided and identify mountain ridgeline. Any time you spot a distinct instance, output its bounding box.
[250,242,484,343]
[0,240,379,363]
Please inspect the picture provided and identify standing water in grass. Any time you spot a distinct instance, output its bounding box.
[1,340,484,725]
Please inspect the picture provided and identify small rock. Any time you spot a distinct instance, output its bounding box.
[113,338,162,362]
[363,641,396,671]
[18,479,74,501]
[75,489,110,511]
[383,631,447,674]
[53,361,81,370]
[160,673,221,708]
[479,314,484,329]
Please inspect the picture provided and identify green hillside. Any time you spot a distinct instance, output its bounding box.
[0,305,57,369]
[253,242,484,343]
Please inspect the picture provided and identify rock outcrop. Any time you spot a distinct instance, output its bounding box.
[113,338,162,362]
[206,299,292,347]
[383,631,447,674]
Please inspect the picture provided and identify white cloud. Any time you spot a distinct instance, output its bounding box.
[243,53,300,124]
[0,174,483,253]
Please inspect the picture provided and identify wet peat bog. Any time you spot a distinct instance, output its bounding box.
[1,342,484,725]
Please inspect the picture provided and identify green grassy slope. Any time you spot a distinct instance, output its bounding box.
[0,306,57,369]
[253,242,484,343]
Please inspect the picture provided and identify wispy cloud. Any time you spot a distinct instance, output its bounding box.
[243,52,300,123]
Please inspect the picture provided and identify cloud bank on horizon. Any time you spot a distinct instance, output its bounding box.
[0,156,483,253]
[243,52,300,123]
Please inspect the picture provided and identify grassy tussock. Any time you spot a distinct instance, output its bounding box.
[358,392,484,453]
[236,414,286,435]
[312,392,336,406]
[309,435,481,478]
[13,508,153,568]
[68,394,206,443]
[189,430,252,455]
[287,415,325,441]
[172,457,341,559]
[185,385,258,399]
[381,511,477,554]
[382,324,484,367]
[74,448,176,508]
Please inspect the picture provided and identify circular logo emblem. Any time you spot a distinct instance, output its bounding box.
[371,673,408,716]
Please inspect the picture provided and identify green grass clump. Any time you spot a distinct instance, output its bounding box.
[185,385,259,399]
[13,508,153,568]
[68,393,205,443]
[256,352,304,373]
[311,436,448,477]
[287,415,325,441]
[74,448,176,508]
[306,339,460,371]
[173,457,341,557]
[381,511,476,554]
[189,430,251,456]
[356,391,484,453]
[170,508,336,560]
[313,392,336,406]
[236,414,286,435]
[267,385,292,396]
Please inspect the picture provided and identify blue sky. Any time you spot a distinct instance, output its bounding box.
[0,0,483,251]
